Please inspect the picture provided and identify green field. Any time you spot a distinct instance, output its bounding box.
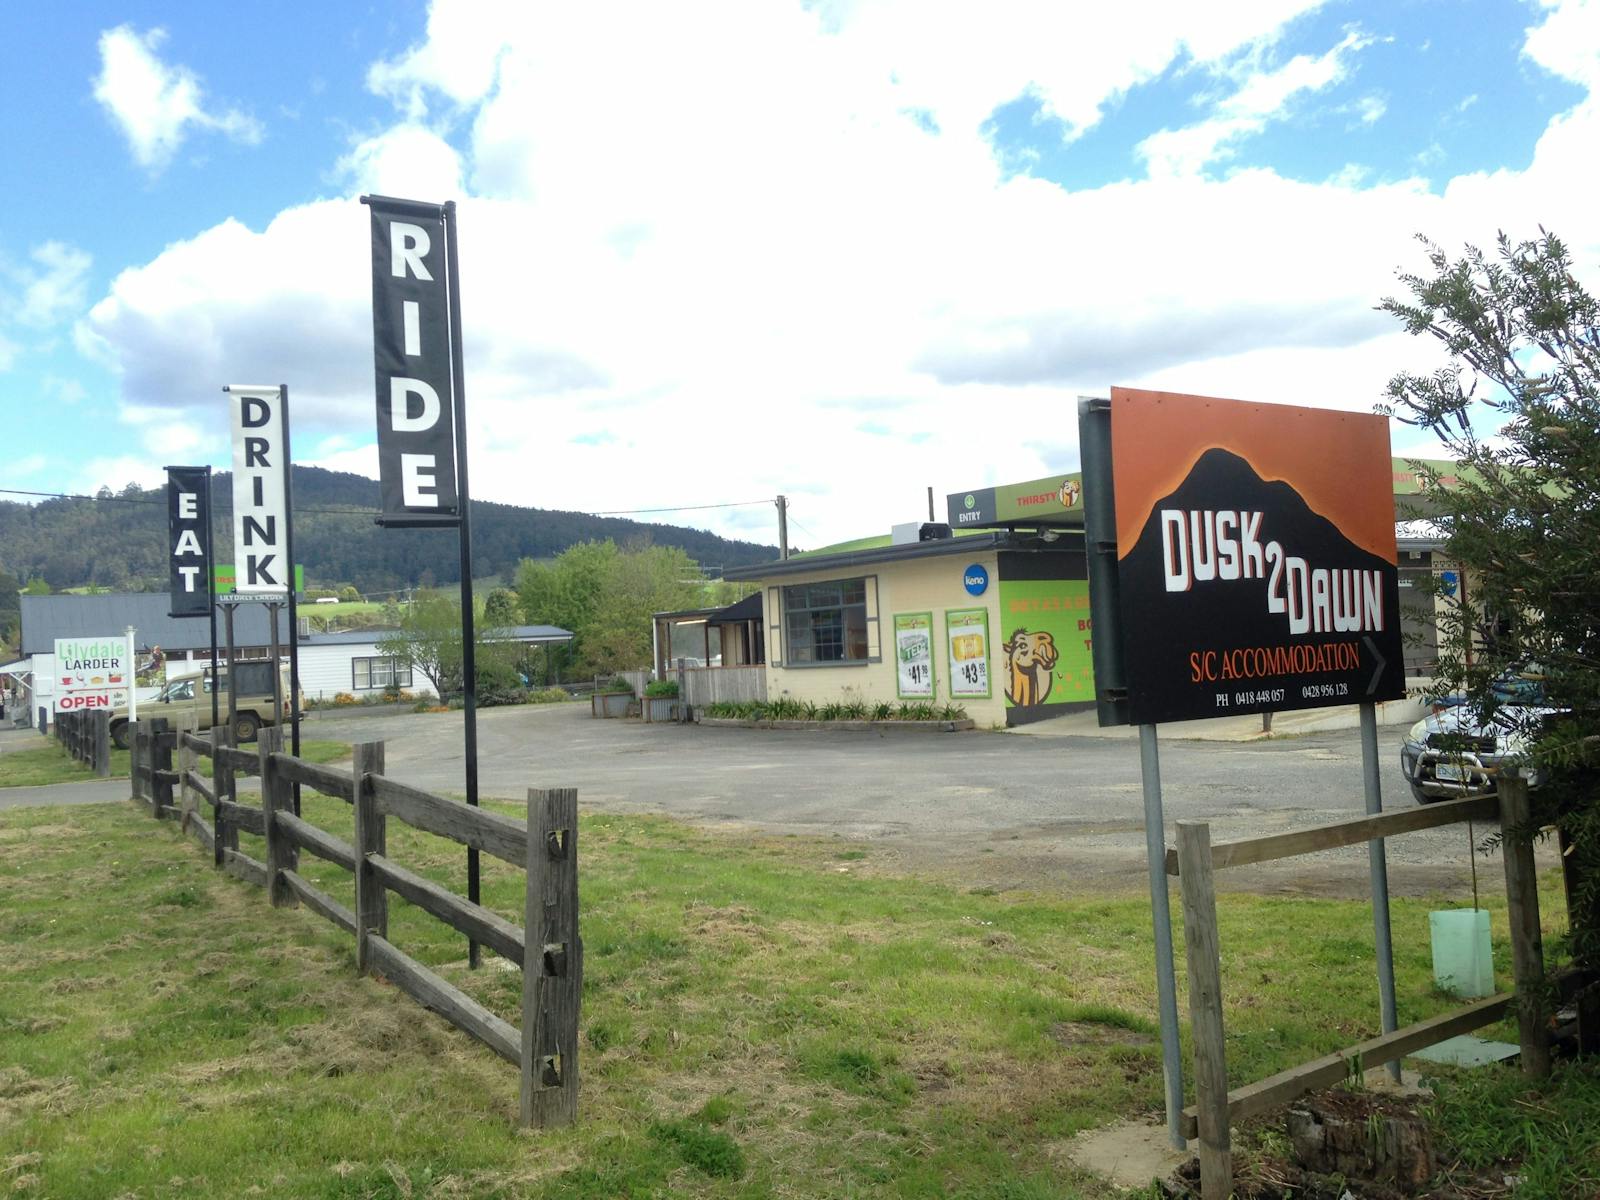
[0,795,1591,1198]
[0,740,350,789]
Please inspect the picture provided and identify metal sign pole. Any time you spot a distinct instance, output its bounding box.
[280,384,303,816]
[443,199,482,969]
[1360,701,1401,1080]
[1140,723,1188,1149]
[204,468,220,732]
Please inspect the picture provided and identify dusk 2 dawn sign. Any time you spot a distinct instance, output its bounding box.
[1105,387,1405,726]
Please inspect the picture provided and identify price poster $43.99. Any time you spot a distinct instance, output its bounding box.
[945,608,992,699]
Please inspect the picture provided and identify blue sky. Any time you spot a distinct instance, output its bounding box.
[3,0,1598,547]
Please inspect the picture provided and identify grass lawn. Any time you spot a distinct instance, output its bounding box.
[0,739,350,788]
[0,794,1589,1198]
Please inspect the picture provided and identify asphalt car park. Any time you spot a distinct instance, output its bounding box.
[302,700,1541,899]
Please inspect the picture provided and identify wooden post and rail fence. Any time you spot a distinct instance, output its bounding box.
[1167,778,1574,1200]
[53,710,112,777]
[126,718,582,1127]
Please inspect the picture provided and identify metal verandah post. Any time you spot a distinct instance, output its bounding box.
[444,199,482,968]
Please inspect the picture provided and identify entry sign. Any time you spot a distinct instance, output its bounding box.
[53,637,129,713]
[166,466,211,617]
[1099,387,1406,725]
[229,386,290,594]
[366,197,459,521]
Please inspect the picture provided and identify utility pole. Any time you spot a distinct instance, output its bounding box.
[776,494,789,560]
[927,486,935,522]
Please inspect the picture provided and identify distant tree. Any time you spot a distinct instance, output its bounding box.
[516,539,705,674]
[339,585,362,603]
[483,586,521,627]
[377,593,467,701]
[376,591,522,702]
[1381,228,1600,971]
[21,578,51,595]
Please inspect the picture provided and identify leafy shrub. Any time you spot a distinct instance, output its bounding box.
[332,692,358,707]
[644,679,679,698]
[702,697,965,723]
[601,676,636,694]
[529,687,569,704]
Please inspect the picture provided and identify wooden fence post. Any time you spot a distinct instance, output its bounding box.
[352,741,387,973]
[151,718,173,817]
[177,727,195,824]
[1177,820,1232,1200]
[131,720,147,806]
[211,725,229,867]
[258,726,293,907]
[1498,772,1551,1079]
[94,711,111,778]
[522,786,581,1127]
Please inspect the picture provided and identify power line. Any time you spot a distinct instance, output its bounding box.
[585,498,773,516]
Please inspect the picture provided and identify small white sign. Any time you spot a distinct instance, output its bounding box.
[53,637,130,713]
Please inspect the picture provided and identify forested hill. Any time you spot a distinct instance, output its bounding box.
[0,466,779,594]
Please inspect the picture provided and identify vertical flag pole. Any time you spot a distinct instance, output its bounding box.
[443,200,482,968]
[280,384,303,816]
[126,627,138,724]
[205,467,220,732]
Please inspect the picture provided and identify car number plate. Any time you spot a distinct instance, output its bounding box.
[1436,762,1467,783]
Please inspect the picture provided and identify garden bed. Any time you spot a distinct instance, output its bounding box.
[697,716,975,733]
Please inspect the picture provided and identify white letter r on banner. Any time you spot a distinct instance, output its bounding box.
[391,222,433,281]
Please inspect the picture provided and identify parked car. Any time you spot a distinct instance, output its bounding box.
[109,661,300,749]
[1399,665,1554,804]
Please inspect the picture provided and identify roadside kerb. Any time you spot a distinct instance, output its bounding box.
[696,717,975,733]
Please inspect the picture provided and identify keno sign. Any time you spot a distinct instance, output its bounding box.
[53,637,129,713]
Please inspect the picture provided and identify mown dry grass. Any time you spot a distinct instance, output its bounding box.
[0,791,1573,1199]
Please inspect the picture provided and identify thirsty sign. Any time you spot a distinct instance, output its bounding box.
[53,637,130,712]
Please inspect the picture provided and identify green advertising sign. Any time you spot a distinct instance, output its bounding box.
[893,612,935,699]
[212,563,305,593]
[995,579,1094,711]
[946,473,1084,530]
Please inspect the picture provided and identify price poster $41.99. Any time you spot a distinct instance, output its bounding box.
[894,612,935,699]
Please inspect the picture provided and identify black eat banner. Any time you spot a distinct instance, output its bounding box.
[367,197,459,522]
[166,466,211,617]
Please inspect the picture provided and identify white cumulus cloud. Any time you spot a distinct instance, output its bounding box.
[93,25,263,171]
[70,0,1600,548]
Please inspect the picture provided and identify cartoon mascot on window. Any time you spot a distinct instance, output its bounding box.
[1002,628,1059,707]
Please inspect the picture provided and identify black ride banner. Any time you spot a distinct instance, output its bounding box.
[367,197,458,521]
[166,465,211,618]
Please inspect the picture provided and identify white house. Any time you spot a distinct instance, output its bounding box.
[296,625,574,700]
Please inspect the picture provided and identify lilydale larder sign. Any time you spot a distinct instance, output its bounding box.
[1083,387,1405,726]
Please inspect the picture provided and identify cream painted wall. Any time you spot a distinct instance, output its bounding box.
[758,552,1006,726]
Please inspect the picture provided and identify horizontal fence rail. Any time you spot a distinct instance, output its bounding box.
[140,727,580,1128]
[1174,778,1557,1200]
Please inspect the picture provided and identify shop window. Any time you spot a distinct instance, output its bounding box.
[353,656,413,690]
[782,578,869,664]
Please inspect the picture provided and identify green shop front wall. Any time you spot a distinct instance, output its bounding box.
[996,551,1095,726]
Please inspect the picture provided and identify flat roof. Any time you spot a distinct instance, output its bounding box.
[724,530,1082,581]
